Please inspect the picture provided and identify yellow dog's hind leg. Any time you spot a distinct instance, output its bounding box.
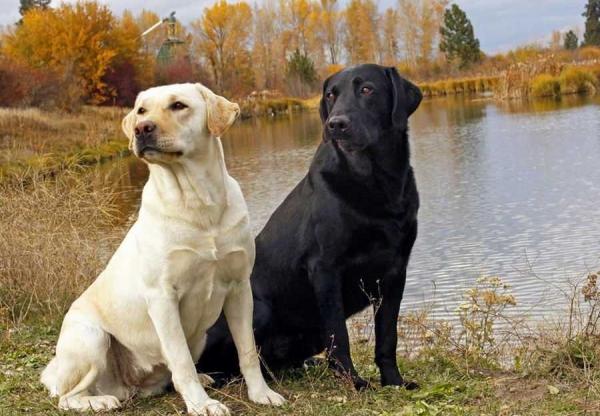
[41,312,123,412]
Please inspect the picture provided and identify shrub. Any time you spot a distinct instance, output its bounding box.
[0,58,84,111]
[530,74,561,97]
[576,46,600,61]
[559,67,598,95]
[456,276,516,358]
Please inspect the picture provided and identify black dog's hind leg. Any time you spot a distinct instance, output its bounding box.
[374,265,418,389]
[310,262,369,390]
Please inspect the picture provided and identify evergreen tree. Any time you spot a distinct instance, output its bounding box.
[286,49,317,97]
[563,30,579,50]
[583,0,600,46]
[439,3,481,69]
[19,0,51,17]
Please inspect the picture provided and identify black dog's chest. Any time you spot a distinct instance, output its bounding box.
[340,226,398,273]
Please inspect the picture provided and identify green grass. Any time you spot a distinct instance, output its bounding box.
[1,321,598,416]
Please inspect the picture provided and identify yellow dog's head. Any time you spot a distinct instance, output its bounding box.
[121,83,240,163]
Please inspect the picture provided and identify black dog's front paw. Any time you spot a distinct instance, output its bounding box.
[400,379,420,390]
[303,356,327,369]
[353,375,372,391]
[382,378,420,390]
[329,362,372,391]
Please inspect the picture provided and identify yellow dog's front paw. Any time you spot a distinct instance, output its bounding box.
[248,387,286,406]
[59,394,121,412]
[188,398,230,416]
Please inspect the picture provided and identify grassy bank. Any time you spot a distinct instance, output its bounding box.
[2,277,600,415]
[417,65,599,100]
[3,318,597,416]
[0,99,319,185]
[419,76,501,98]
[1,171,600,415]
[239,97,308,119]
[0,106,129,184]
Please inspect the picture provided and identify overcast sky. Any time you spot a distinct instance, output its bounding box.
[0,0,587,53]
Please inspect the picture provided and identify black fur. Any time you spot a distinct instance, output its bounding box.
[198,64,422,390]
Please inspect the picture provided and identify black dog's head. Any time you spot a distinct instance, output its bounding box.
[319,64,422,153]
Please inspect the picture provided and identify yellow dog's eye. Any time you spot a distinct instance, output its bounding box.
[170,101,188,111]
[137,107,146,115]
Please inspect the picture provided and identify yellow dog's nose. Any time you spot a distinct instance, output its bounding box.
[134,120,156,138]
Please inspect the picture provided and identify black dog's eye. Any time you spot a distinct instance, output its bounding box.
[361,86,374,96]
[325,92,335,102]
[137,107,146,115]
[170,101,188,111]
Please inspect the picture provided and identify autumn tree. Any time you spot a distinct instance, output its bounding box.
[102,10,147,105]
[583,0,600,46]
[317,0,343,65]
[398,0,447,68]
[344,0,379,64]
[3,2,136,104]
[418,0,448,66]
[280,0,313,56]
[381,8,399,65]
[439,3,481,68]
[19,0,50,18]
[192,0,254,96]
[252,2,283,90]
[564,30,579,50]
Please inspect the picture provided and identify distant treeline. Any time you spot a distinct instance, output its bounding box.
[0,0,599,110]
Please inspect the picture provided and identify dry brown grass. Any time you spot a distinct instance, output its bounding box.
[0,106,129,183]
[0,170,127,330]
[1,169,599,413]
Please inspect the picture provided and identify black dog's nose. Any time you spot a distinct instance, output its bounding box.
[327,115,350,133]
[134,121,156,138]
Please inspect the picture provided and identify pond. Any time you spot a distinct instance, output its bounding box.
[102,95,600,321]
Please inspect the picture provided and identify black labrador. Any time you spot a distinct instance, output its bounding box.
[198,64,422,390]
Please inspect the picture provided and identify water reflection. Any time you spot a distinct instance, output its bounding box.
[99,96,600,320]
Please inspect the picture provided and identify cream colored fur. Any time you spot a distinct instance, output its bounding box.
[41,83,285,415]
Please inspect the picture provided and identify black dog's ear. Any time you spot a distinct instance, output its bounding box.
[319,76,331,123]
[386,67,423,130]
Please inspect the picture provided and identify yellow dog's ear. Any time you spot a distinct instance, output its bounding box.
[197,84,240,137]
[121,109,136,150]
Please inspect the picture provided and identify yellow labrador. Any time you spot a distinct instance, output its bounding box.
[41,83,285,415]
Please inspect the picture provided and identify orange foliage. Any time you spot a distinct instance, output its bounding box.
[344,0,378,64]
[1,2,153,105]
[2,0,600,105]
[192,1,254,96]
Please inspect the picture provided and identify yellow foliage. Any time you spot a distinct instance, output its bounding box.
[505,44,544,63]
[2,1,144,104]
[577,46,600,61]
[344,0,378,64]
[530,74,560,98]
[559,67,598,95]
[192,1,253,95]
[324,64,344,77]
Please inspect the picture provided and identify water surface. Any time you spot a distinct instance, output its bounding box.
[104,95,600,320]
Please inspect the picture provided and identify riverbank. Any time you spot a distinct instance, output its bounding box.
[1,101,600,415]
[0,107,129,184]
[0,99,323,185]
[418,64,599,99]
[2,272,599,415]
[2,320,597,416]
